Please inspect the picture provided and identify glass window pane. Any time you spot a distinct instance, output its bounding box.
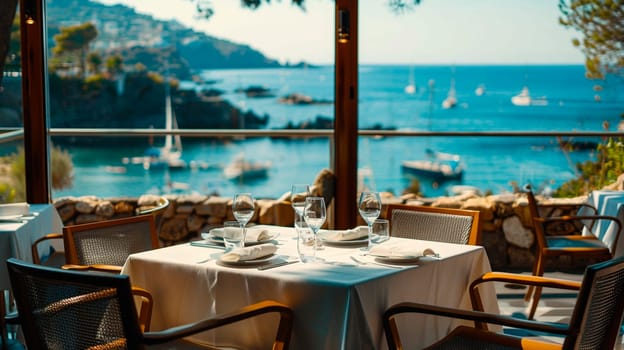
[0,4,25,203]
[46,0,334,200]
[358,1,623,197]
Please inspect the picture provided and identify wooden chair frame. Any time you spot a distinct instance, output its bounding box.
[6,258,293,350]
[384,257,624,350]
[385,204,481,245]
[524,185,622,319]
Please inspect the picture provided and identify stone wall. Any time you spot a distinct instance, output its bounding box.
[53,189,607,271]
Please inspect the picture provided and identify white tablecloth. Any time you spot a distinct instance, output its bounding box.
[122,226,498,349]
[0,204,63,290]
[586,190,624,257]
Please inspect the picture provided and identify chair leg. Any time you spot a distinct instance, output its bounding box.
[525,252,544,302]
[526,256,546,320]
[1,291,7,350]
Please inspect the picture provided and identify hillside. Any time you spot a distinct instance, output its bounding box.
[46,0,283,77]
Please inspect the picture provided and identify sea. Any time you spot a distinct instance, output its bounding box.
[52,64,624,200]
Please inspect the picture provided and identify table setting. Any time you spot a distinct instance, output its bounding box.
[121,188,498,349]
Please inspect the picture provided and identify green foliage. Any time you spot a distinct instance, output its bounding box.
[83,74,106,92]
[87,52,102,74]
[0,145,73,202]
[559,0,624,80]
[106,54,123,75]
[52,22,98,78]
[554,138,624,197]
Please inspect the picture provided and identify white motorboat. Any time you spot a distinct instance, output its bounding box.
[223,153,271,182]
[401,149,464,181]
[511,86,548,106]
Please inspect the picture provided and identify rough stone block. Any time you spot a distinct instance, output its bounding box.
[95,201,114,218]
[502,215,534,248]
[75,199,98,214]
[196,197,229,218]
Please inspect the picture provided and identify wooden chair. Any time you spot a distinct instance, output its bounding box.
[383,256,624,350]
[6,258,293,350]
[524,185,622,320]
[61,214,159,273]
[32,196,169,267]
[385,204,481,245]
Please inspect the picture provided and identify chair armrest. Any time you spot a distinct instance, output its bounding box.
[535,215,622,251]
[383,301,570,350]
[538,202,597,217]
[142,300,293,349]
[31,233,63,264]
[62,264,123,274]
[131,287,153,332]
[469,271,582,314]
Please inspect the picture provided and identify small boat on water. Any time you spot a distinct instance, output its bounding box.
[223,153,271,182]
[511,86,548,106]
[401,149,464,181]
[442,78,458,109]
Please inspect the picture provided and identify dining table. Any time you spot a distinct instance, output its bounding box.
[0,203,64,291]
[121,225,499,349]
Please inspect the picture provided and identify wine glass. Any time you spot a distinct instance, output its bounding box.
[303,196,326,261]
[358,191,382,250]
[291,184,311,218]
[232,193,255,246]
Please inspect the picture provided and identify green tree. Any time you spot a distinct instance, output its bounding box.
[106,54,124,76]
[554,138,624,197]
[559,0,624,80]
[87,52,102,75]
[53,22,98,79]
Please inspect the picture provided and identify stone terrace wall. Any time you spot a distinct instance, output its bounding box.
[53,189,615,271]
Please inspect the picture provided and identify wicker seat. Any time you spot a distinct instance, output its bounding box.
[61,214,159,273]
[524,185,622,319]
[6,258,293,350]
[383,256,624,350]
[385,204,481,245]
[32,197,169,268]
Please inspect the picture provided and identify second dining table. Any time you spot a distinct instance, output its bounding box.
[121,225,499,349]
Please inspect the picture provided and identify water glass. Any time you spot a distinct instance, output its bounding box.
[222,220,243,250]
[371,219,389,244]
[303,196,326,261]
[295,214,315,263]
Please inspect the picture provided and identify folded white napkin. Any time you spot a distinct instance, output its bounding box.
[210,227,271,242]
[219,243,277,262]
[0,203,29,216]
[369,242,436,258]
[321,226,368,241]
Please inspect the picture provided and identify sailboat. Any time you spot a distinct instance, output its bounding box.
[442,78,458,109]
[404,66,416,94]
[142,86,187,170]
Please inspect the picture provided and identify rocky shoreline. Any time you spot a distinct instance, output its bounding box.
[52,173,624,271]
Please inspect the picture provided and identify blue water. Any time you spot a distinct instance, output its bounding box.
[53,65,624,200]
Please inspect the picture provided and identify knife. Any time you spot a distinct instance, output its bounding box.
[190,241,226,249]
[257,260,298,270]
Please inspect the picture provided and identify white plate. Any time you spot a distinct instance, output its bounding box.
[368,254,422,263]
[218,254,278,267]
[200,232,280,246]
[0,215,24,222]
[317,231,368,246]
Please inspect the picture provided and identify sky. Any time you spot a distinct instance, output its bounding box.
[96,0,585,65]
